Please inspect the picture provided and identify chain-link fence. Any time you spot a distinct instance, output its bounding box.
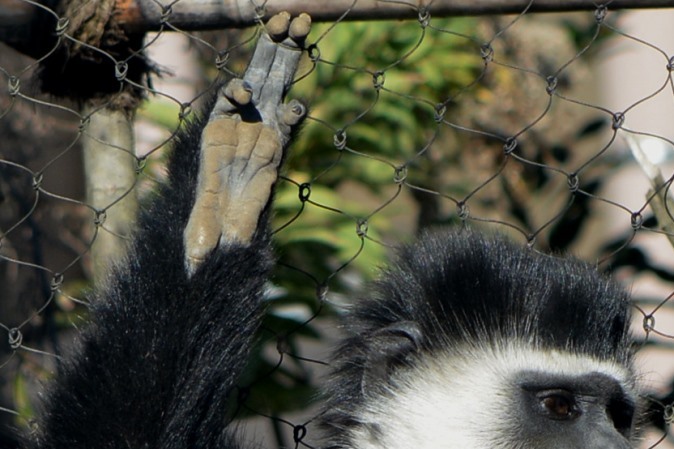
[2,0,674,447]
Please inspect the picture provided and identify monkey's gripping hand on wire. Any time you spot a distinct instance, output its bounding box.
[27,12,310,449]
[184,12,310,276]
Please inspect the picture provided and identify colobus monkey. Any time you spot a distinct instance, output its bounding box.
[319,231,638,449]
[21,11,638,449]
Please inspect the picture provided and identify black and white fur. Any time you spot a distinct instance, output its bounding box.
[20,12,639,449]
[320,231,637,449]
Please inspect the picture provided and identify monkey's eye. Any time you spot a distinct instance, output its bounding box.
[537,391,580,420]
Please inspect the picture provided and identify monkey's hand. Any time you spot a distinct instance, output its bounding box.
[183,12,310,275]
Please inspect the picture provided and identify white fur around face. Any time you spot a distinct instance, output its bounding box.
[345,342,635,449]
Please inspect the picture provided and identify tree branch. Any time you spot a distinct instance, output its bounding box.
[3,0,674,42]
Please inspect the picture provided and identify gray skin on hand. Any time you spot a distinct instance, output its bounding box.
[183,12,311,276]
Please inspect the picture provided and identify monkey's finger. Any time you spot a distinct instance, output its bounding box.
[243,12,291,105]
[279,99,306,127]
[265,11,292,42]
[183,117,240,275]
[218,124,283,245]
[224,79,253,106]
[275,99,307,147]
[289,13,312,47]
[208,78,254,121]
[258,14,311,124]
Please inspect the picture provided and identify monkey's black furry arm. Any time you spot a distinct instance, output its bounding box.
[26,12,310,449]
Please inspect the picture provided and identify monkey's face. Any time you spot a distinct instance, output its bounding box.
[342,343,637,449]
[514,370,636,448]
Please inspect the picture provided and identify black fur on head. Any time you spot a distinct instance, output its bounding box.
[320,228,633,440]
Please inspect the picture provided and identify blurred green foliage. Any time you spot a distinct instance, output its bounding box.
[289,19,481,185]
[251,17,483,418]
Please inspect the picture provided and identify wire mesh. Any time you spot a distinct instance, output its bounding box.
[2,1,674,447]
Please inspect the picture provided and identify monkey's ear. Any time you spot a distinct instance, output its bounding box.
[361,321,423,395]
